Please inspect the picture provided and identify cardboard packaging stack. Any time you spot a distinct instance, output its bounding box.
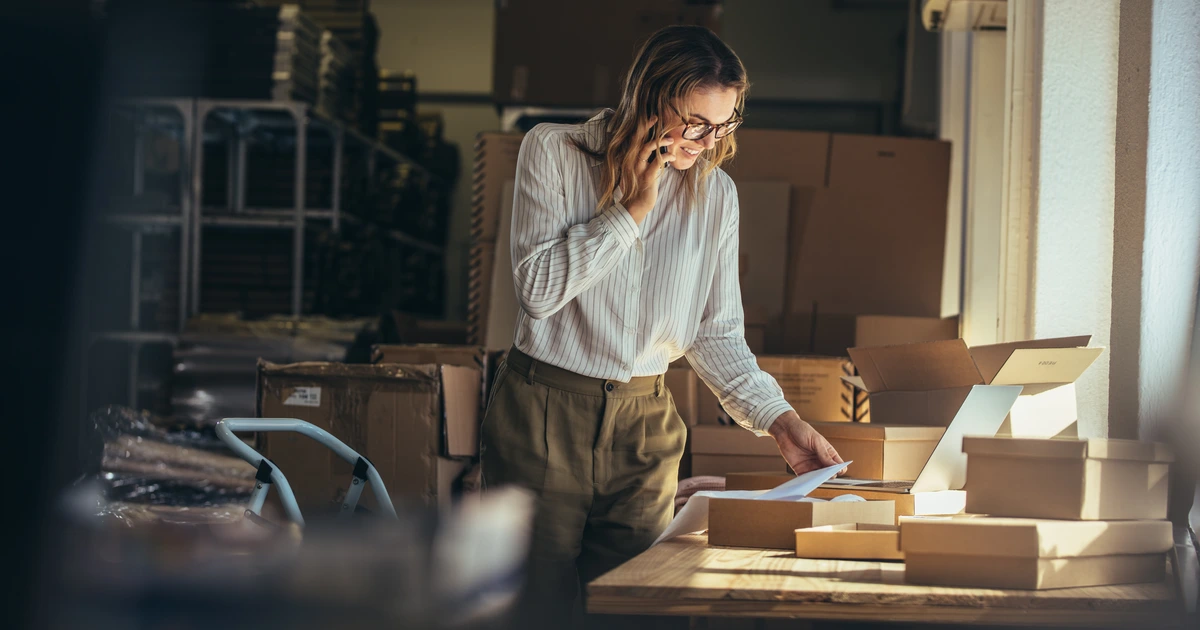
[256,349,483,515]
[901,434,1173,590]
[467,132,524,350]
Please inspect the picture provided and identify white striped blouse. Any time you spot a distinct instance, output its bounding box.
[509,111,793,435]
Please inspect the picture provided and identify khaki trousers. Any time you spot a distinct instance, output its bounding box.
[480,347,687,629]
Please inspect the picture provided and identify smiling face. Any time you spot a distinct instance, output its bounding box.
[663,86,740,170]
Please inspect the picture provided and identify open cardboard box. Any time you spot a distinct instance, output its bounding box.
[709,496,895,550]
[963,436,1173,520]
[726,472,965,524]
[809,422,944,480]
[901,517,1173,590]
[844,336,1102,436]
[794,523,903,561]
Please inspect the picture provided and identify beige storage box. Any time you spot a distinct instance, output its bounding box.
[810,422,944,480]
[963,436,1172,520]
[902,517,1172,590]
[708,497,894,550]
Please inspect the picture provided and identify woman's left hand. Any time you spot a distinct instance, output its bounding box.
[767,411,846,475]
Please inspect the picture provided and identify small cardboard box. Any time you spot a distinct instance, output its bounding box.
[809,422,944,481]
[963,436,1173,520]
[708,497,895,550]
[689,426,786,477]
[794,523,902,561]
[757,355,857,423]
[257,361,480,514]
[968,336,1103,437]
[725,472,966,524]
[901,517,1173,590]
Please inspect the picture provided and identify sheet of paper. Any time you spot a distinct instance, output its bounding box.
[653,461,851,546]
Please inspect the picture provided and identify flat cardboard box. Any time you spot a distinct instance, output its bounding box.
[774,313,959,359]
[485,180,519,350]
[808,422,944,481]
[725,472,966,523]
[493,0,722,107]
[757,356,857,423]
[963,436,1173,520]
[257,361,480,514]
[470,133,523,242]
[901,517,1173,589]
[794,523,902,561]
[665,367,699,427]
[708,497,895,550]
[737,183,791,321]
[969,335,1103,437]
[689,425,785,476]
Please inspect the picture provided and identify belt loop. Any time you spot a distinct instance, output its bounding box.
[526,357,537,385]
[656,374,663,397]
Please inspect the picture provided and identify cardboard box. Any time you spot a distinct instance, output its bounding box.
[901,518,1172,589]
[737,183,791,321]
[493,0,722,108]
[963,436,1172,520]
[257,361,480,514]
[725,472,966,523]
[794,523,902,561]
[774,313,960,358]
[665,367,700,427]
[371,344,485,369]
[725,130,955,319]
[689,426,786,476]
[757,356,856,423]
[808,422,943,481]
[470,132,524,243]
[708,497,895,549]
[968,335,1103,437]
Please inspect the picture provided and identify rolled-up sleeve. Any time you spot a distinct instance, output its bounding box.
[685,181,794,436]
[510,124,638,320]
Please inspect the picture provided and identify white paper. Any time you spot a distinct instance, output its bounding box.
[653,461,851,546]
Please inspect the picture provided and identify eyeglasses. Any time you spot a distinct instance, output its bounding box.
[681,111,743,141]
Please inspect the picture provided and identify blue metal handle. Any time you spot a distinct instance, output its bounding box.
[215,418,400,526]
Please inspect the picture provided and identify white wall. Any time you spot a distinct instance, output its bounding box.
[1137,0,1200,439]
[1029,0,1121,437]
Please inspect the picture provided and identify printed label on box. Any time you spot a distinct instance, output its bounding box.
[284,387,322,407]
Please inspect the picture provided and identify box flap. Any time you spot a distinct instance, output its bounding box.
[690,425,781,457]
[441,365,482,457]
[848,339,982,393]
[989,347,1104,386]
[962,436,1174,463]
[901,518,1173,558]
[910,385,1022,493]
[371,344,485,369]
[969,335,1093,383]
[841,375,866,391]
[810,422,944,442]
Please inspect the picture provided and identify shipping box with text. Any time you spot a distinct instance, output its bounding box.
[257,361,481,514]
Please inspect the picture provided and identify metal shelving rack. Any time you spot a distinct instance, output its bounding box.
[87,97,444,414]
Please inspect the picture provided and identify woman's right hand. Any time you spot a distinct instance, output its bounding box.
[623,116,675,224]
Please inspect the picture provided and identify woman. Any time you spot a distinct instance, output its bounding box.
[481,25,844,628]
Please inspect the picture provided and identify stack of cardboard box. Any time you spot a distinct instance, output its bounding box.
[255,344,489,515]
[467,132,524,350]
[901,436,1174,590]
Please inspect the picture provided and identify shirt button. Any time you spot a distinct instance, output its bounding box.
[605,382,615,392]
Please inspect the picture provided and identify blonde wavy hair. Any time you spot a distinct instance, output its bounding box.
[571,25,748,212]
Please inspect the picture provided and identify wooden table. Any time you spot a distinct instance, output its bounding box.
[587,535,1180,627]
